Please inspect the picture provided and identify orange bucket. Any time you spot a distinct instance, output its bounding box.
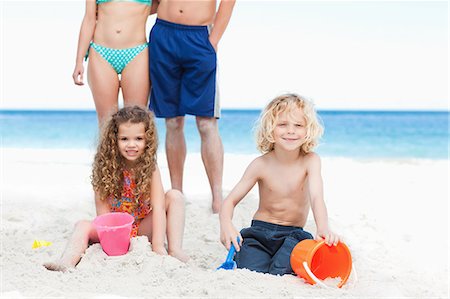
[290,239,352,288]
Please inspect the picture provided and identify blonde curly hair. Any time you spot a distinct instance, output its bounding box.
[255,93,323,154]
[92,106,158,202]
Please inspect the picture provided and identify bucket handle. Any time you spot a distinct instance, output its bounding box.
[302,262,329,289]
[302,262,358,289]
[348,264,358,288]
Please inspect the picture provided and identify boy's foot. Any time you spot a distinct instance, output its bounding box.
[169,250,190,263]
[43,261,73,272]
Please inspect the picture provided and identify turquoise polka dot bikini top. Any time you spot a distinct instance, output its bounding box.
[97,0,152,6]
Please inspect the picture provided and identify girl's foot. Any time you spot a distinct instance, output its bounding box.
[43,260,73,272]
[169,249,190,263]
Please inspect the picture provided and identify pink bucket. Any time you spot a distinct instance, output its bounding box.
[93,212,134,256]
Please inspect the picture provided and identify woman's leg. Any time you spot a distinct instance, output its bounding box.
[121,47,150,109]
[44,220,99,272]
[87,49,121,124]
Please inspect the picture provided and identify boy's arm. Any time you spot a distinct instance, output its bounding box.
[208,0,236,51]
[307,153,340,246]
[94,191,111,216]
[150,166,168,255]
[219,158,259,251]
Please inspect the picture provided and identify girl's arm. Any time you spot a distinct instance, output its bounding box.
[219,158,260,251]
[94,191,111,216]
[149,166,168,255]
[73,0,97,85]
[307,153,340,246]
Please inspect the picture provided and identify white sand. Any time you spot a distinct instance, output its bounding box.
[1,148,449,298]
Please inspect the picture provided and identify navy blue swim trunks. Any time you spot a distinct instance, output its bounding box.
[235,220,314,275]
[149,18,220,118]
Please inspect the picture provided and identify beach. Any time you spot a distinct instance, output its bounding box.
[1,148,448,298]
[2,0,448,296]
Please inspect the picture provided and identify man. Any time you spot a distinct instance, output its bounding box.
[149,0,236,213]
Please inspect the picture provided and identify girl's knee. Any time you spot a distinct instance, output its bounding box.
[165,189,184,205]
[74,220,93,231]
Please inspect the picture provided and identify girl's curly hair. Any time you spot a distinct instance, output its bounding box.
[255,93,324,154]
[91,106,158,202]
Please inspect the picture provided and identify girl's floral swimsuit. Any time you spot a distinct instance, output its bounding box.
[108,170,151,237]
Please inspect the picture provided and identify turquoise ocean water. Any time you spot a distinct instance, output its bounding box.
[0,110,448,159]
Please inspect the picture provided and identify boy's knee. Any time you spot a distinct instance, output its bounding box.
[235,249,270,274]
[267,236,301,276]
[268,264,293,276]
[235,238,271,273]
[267,248,294,276]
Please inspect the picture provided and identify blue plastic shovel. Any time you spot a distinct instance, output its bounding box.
[217,237,240,270]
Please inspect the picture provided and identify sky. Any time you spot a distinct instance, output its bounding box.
[1,0,448,111]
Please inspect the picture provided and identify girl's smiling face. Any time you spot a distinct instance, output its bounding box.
[117,121,146,166]
[273,107,307,152]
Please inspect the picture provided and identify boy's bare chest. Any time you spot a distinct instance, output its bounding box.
[260,167,307,196]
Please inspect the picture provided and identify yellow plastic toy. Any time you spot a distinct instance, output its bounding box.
[32,240,52,249]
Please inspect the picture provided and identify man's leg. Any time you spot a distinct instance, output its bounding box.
[196,116,223,213]
[166,116,186,191]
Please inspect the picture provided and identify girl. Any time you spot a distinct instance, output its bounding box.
[219,93,340,275]
[74,0,156,123]
[45,106,188,272]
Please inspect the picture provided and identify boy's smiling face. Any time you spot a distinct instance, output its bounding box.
[117,121,146,166]
[273,107,307,152]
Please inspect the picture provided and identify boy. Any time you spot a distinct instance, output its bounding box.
[219,93,340,275]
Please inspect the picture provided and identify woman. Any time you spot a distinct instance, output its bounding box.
[73,0,156,123]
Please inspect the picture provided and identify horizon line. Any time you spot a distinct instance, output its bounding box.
[1,108,449,113]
